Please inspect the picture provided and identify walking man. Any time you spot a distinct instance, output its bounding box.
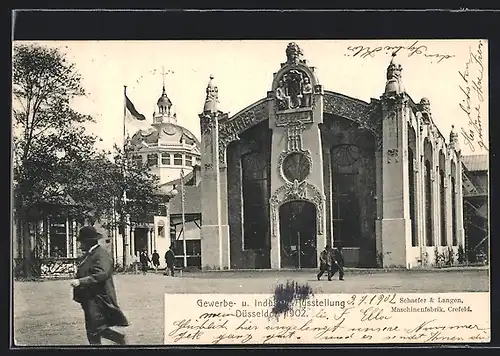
[331,245,345,281]
[151,250,160,272]
[164,245,175,276]
[139,249,150,275]
[70,226,129,345]
[317,244,333,281]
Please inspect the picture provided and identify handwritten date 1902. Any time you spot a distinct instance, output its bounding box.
[347,293,397,307]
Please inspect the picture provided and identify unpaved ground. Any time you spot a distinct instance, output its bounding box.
[13,269,489,346]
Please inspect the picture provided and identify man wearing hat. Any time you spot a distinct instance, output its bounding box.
[70,226,129,345]
[317,244,334,281]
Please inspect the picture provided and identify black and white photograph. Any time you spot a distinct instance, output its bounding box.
[12,34,490,345]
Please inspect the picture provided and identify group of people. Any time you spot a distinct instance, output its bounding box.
[138,245,176,276]
[317,244,345,281]
[69,226,348,346]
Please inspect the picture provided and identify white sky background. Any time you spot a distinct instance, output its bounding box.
[14,40,489,156]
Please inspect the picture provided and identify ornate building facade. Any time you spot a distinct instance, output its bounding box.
[116,83,202,266]
[199,42,465,270]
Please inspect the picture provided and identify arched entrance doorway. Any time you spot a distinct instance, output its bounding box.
[279,201,317,268]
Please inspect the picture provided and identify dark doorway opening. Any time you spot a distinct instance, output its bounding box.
[134,228,148,255]
[279,201,317,268]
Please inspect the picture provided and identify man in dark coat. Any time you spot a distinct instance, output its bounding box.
[139,249,150,275]
[70,226,129,345]
[317,244,333,281]
[164,245,175,276]
[331,246,345,281]
[151,250,160,272]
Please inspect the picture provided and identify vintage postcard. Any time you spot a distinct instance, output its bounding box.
[12,39,489,346]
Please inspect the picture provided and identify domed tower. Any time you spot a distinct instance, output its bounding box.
[154,81,175,124]
[129,76,201,185]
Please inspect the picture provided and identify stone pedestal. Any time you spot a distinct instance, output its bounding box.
[381,218,412,267]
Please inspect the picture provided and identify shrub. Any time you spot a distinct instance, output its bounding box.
[457,244,467,264]
[376,251,384,268]
[445,246,455,266]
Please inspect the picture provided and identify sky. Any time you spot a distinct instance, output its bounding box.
[14,39,489,156]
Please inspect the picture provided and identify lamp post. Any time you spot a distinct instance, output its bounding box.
[180,169,187,268]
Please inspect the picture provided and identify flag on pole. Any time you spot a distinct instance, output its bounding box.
[125,94,146,121]
[124,88,146,143]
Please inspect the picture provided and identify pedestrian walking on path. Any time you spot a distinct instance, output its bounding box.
[70,226,129,345]
[151,250,160,272]
[317,244,334,281]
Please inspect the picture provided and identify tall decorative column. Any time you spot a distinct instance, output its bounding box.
[449,127,465,246]
[218,144,231,270]
[130,226,135,258]
[199,75,230,270]
[65,217,70,258]
[147,227,152,253]
[72,220,77,257]
[408,107,424,265]
[445,151,453,246]
[456,154,465,246]
[431,137,441,248]
[322,139,333,247]
[380,54,412,268]
[374,149,383,263]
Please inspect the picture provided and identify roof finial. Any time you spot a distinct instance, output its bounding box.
[384,52,405,95]
[203,74,219,114]
[162,66,166,94]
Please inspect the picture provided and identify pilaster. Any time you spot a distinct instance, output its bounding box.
[380,94,412,268]
[414,125,425,260]
[200,110,229,270]
[445,155,453,246]
[130,226,135,258]
[456,153,465,246]
[218,164,230,269]
[375,150,383,262]
[431,142,440,247]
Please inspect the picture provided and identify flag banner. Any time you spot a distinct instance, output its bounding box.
[125,94,146,121]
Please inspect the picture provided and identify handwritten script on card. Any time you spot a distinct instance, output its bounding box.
[164,293,490,345]
[458,40,488,152]
[345,41,454,63]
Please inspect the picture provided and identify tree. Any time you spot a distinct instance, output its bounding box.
[13,43,163,276]
[13,43,99,277]
[109,143,162,267]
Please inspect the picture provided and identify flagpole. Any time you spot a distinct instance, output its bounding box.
[122,85,131,267]
[181,168,187,268]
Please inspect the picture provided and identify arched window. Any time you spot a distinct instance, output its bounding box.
[425,160,433,246]
[147,153,158,167]
[409,149,417,246]
[161,153,170,165]
[242,151,268,250]
[440,169,447,246]
[173,153,182,165]
[185,155,193,166]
